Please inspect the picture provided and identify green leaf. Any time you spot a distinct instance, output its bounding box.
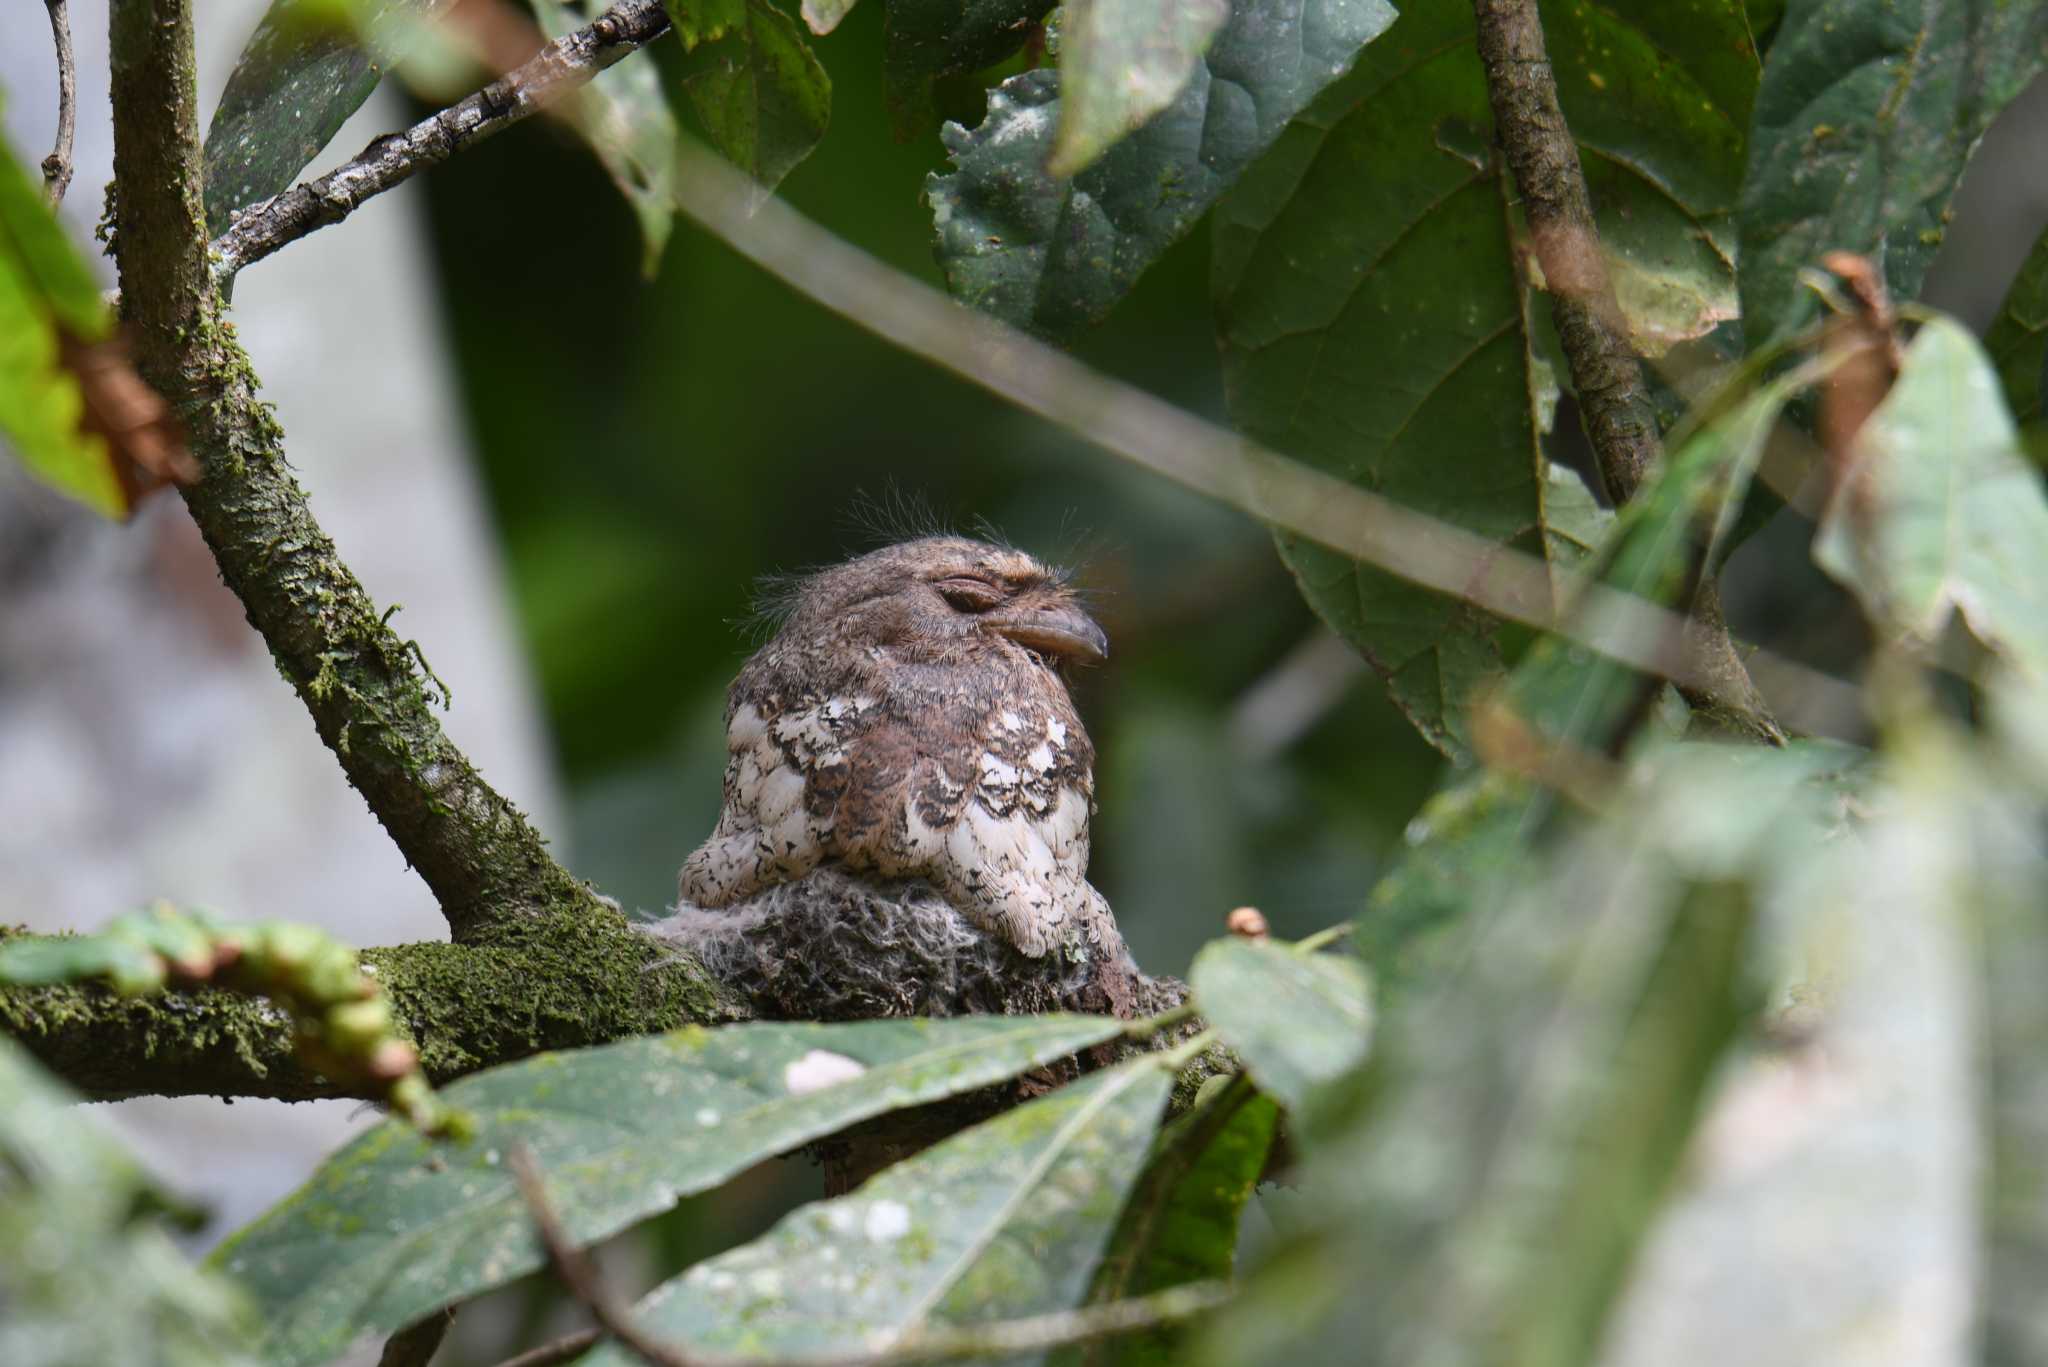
[1214,0,1756,759]
[213,1014,1127,1367]
[538,0,676,275]
[683,0,833,200]
[1737,0,2048,345]
[1978,757,2048,1365]
[580,1057,1172,1364]
[203,0,446,237]
[667,0,747,48]
[1813,315,2048,680]
[0,1037,259,1367]
[1984,222,2048,428]
[0,131,124,518]
[1215,743,1824,1367]
[1600,740,1979,1366]
[884,0,1050,142]
[1188,940,1371,1115]
[1047,0,1229,178]
[1360,771,1548,992]
[1059,1084,1279,1367]
[933,0,1396,342]
[1503,370,1806,755]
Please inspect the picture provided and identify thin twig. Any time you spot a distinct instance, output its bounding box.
[210,0,672,278]
[488,1329,604,1367]
[41,0,76,204]
[509,1144,695,1367]
[658,139,1864,740]
[1470,0,1784,745]
[507,1144,1234,1367]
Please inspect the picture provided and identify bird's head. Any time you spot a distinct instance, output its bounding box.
[766,536,1107,674]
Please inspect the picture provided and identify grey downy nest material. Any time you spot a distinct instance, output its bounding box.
[644,867,1183,1023]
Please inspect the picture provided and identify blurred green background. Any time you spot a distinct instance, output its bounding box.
[416,4,1445,980]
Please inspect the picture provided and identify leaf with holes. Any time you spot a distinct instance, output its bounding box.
[578,1057,1173,1364]
[933,0,1397,342]
[1738,0,2048,345]
[1814,315,2048,680]
[213,1014,1127,1367]
[1215,0,1758,759]
[884,0,1050,141]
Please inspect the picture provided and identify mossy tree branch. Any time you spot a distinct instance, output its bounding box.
[1470,0,1784,745]
[0,919,741,1102]
[108,0,607,943]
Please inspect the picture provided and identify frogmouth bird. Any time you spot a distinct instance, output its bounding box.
[679,536,1115,960]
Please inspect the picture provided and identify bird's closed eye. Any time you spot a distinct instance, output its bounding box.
[934,576,1004,612]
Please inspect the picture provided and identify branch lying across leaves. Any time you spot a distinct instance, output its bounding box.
[210,0,673,279]
[510,1142,1233,1367]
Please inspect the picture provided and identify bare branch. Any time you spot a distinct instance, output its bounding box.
[489,1330,604,1367]
[659,139,1863,740]
[211,0,672,279]
[41,0,77,204]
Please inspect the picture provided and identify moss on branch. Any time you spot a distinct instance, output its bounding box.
[0,913,738,1102]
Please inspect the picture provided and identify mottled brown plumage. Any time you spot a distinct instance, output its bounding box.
[679,536,1116,958]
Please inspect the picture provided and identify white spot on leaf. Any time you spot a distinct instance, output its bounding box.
[784,1049,866,1094]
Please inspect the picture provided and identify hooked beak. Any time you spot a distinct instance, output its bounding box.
[988,599,1109,665]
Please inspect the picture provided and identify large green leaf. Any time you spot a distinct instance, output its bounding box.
[683,0,833,201]
[1047,0,1230,178]
[1985,223,2048,428]
[539,0,677,275]
[1213,0,1757,759]
[0,130,124,517]
[932,0,1397,342]
[1814,315,2048,680]
[203,0,445,236]
[0,1038,258,1367]
[213,1014,1126,1367]
[1211,743,1867,1367]
[1060,1084,1279,1367]
[580,1057,1173,1363]
[1737,0,2048,346]
[1600,740,1980,1366]
[1187,939,1370,1115]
